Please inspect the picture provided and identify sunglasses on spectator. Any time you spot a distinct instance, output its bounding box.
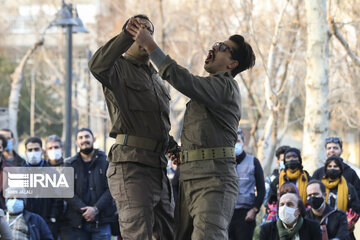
[325,137,342,146]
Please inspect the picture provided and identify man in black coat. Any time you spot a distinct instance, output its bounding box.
[260,192,321,240]
[313,136,360,199]
[305,179,350,240]
[61,128,116,240]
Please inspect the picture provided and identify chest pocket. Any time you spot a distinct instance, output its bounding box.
[125,78,158,111]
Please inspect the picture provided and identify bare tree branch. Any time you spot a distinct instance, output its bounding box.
[328,17,360,67]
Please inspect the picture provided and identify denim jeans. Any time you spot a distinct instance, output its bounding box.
[60,223,111,240]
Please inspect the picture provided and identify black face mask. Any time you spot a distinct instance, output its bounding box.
[307,196,324,210]
[80,147,94,155]
[285,160,300,170]
[326,169,341,179]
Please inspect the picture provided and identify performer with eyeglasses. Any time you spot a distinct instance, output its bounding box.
[313,137,360,202]
[126,18,256,239]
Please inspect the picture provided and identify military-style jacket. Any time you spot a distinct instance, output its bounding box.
[157,56,242,180]
[88,31,174,168]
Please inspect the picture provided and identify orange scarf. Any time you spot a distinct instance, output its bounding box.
[279,169,308,204]
[321,176,348,212]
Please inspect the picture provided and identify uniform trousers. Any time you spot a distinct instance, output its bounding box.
[107,162,174,240]
[174,176,238,240]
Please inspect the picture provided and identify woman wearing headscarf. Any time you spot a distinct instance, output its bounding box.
[321,156,359,212]
[267,148,310,206]
[321,156,360,239]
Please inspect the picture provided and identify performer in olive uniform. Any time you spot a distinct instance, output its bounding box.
[128,19,256,239]
[88,15,178,240]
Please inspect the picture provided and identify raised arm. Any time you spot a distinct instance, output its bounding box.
[88,18,138,88]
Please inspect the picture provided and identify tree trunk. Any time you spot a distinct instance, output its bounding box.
[302,0,329,174]
[257,1,289,172]
[8,39,44,147]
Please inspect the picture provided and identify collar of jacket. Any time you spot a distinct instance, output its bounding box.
[308,203,331,219]
[213,71,231,78]
[124,53,156,72]
[236,151,247,164]
[74,149,100,167]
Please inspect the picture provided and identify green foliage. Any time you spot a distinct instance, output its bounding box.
[0,55,15,107]
[0,54,63,139]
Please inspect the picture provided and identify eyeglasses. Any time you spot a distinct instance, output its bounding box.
[213,42,234,55]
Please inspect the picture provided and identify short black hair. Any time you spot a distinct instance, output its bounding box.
[275,145,290,160]
[77,128,94,137]
[0,128,14,138]
[0,134,7,149]
[229,34,256,77]
[122,14,154,34]
[25,136,42,149]
[307,179,326,195]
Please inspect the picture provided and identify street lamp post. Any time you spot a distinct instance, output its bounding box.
[52,0,88,157]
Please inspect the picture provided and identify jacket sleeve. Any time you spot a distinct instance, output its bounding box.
[0,210,13,240]
[335,211,351,240]
[167,135,180,153]
[94,190,113,213]
[308,219,322,240]
[312,167,324,180]
[158,56,239,108]
[259,223,270,240]
[348,183,360,214]
[94,161,113,212]
[38,214,54,240]
[88,31,134,89]
[49,198,64,219]
[350,169,360,199]
[63,163,87,212]
[254,157,265,210]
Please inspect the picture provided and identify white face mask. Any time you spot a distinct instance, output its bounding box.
[26,151,42,165]
[47,149,62,161]
[278,205,298,225]
[235,143,243,156]
[279,161,285,170]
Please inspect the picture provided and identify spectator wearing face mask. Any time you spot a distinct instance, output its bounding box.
[0,129,25,167]
[306,179,350,240]
[22,136,63,239]
[321,156,360,239]
[313,136,360,200]
[267,148,311,207]
[45,135,64,166]
[262,145,290,224]
[260,192,321,240]
[228,129,265,240]
[23,137,48,167]
[5,190,53,240]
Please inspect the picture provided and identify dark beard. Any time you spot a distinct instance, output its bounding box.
[80,147,94,155]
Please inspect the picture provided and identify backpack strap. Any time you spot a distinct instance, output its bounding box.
[320,209,336,225]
